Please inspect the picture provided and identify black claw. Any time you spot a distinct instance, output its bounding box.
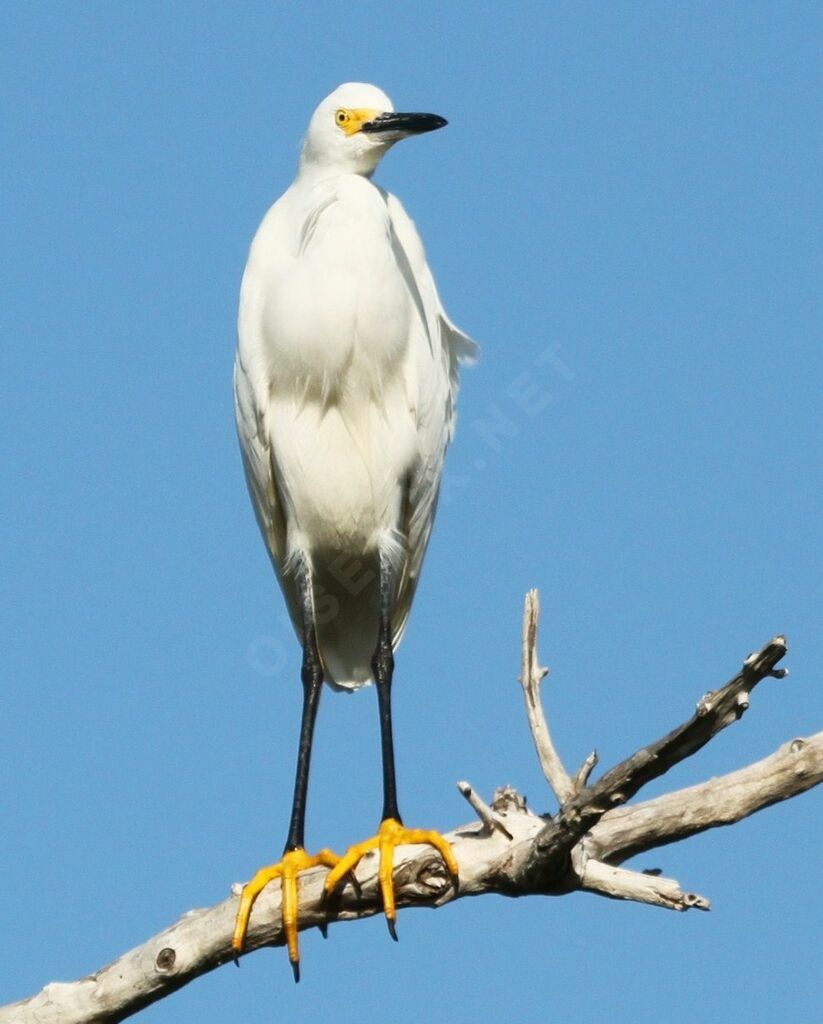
[233,954,240,968]
[387,918,398,942]
[291,959,301,984]
[318,921,329,940]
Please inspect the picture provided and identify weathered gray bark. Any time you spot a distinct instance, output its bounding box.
[2,591,819,1024]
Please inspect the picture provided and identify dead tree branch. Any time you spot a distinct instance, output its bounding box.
[2,591,818,1024]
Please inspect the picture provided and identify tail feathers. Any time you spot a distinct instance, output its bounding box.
[312,555,381,691]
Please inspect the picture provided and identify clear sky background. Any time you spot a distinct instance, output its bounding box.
[1,2,821,1021]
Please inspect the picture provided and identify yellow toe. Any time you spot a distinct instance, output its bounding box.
[325,818,458,930]
[324,834,380,893]
[232,847,340,974]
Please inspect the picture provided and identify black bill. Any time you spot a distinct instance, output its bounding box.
[361,111,448,136]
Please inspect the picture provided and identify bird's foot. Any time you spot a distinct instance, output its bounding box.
[324,818,458,938]
[232,847,340,979]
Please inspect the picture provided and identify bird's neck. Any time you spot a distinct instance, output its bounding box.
[297,157,379,184]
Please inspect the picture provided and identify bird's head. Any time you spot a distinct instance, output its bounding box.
[299,83,447,177]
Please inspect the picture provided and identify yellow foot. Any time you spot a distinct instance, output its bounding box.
[324,818,458,938]
[232,847,339,980]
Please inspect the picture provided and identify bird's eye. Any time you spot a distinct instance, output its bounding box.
[335,109,350,126]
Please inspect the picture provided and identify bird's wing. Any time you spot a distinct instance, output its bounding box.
[234,350,286,568]
[234,219,291,583]
[384,192,477,645]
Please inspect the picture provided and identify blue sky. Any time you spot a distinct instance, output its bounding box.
[1,2,821,1020]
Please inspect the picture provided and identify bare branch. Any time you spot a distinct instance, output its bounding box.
[519,634,790,884]
[7,729,816,1024]
[571,842,710,911]
[519,589,574,802]
[2,601,816,1024]
[457,780,513,840]
[573,749,599,790]
[0,813,535,1024]
[588,731,823,864]
[578,859,711,911]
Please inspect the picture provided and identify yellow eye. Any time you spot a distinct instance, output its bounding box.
[335,109,350,126]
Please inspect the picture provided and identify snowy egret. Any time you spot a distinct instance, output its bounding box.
[231,83,476,977]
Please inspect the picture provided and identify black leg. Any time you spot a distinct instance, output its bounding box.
[231,554,332,981]
[373,554,401,825]
[322,553,457,945]
[284,555,324,854]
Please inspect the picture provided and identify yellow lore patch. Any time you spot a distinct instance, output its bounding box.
[334,107,380,135]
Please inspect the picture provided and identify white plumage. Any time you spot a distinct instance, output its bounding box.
[234,82,475,689]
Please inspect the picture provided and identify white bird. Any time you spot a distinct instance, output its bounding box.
[231,82,476,976]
